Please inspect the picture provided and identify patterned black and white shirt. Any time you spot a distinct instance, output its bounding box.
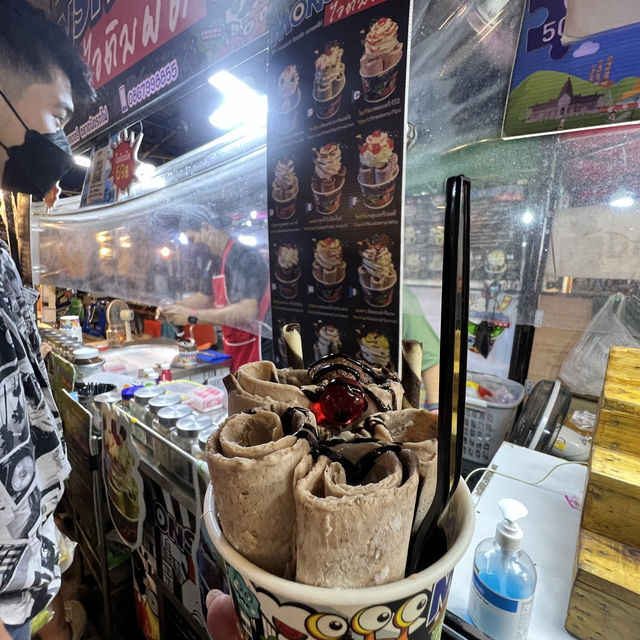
[0,244,69,625]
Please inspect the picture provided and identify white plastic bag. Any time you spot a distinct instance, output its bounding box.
[559,294,640,397]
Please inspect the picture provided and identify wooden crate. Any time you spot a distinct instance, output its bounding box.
[566,346,640,639]
[565,530,640,640]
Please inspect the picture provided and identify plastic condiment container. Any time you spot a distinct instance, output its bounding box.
[172,414,212,479]
[154,403,192,471]
[72,347,105,384]
[121,385,142,414]
[142,367,159,385]
[132,386,163,423]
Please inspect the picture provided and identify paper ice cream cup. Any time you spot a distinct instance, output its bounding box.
[358,166,399,209]
[314,272,346,303]
[204,481,474,640]
[273,187,299,220]
[313,74,346,120]
[359,268,398,308]
[275,272,301,299]
[360,59,401,103]
[312,176,345,215]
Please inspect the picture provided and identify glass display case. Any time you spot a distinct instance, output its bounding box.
[32,0,640,389]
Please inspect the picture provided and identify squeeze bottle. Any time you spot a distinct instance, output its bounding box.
[468,499,536,639]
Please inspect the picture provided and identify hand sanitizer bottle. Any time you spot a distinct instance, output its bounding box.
[468,499,536,640]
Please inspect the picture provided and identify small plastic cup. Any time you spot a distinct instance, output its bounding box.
[312,176,345,215]
[359,268,398,308]
[360,60,401,103]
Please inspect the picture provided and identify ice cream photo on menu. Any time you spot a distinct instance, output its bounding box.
[358,130,400,209]
[313,323,342,360]
[358,233,397,307]
[312,237,346,302]
[357,329,391,368]
[275,243,301,299]
[276,64,301,130]
[360,17,404,102]
[311,142,346,215]
[313,41,346,120]
[272,158,299,220]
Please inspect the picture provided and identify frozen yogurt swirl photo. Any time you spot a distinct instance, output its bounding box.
[277,65,301,111]
[272,159,298,200]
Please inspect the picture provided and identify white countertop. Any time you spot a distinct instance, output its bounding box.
[448,443,588,639]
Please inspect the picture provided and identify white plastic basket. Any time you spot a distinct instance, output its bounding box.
[463,372,524,464]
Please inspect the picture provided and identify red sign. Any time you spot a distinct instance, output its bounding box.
[78,0,207,89]
[108,129,143,199]
[324,0,389,26]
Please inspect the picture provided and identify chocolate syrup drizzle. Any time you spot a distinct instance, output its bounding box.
[282,407,407,485]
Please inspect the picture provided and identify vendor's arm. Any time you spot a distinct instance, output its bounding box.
[172,292,212,310]
[161,298,258,328]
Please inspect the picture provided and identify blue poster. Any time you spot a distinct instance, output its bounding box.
[504,0,640,138]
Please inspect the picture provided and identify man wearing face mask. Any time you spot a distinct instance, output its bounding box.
[0,1,95,639]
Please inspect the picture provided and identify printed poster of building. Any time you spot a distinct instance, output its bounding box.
[504,0,640,138]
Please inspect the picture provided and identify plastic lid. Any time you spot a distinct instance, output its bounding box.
[176,414,212,438]
[134,386,164,403]
[495,498,528,551]
[158,404,192,426]
[148,392,181,414]
[161,362,171,370]
[94,390,121,406]
[73,347,100,360]
[121,385,142,401]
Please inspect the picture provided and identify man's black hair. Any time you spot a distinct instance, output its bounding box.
[0,0,95,104]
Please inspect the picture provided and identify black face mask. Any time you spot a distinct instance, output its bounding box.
[0,89,75,199]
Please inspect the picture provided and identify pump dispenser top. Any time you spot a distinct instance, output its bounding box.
[495,498,527,551]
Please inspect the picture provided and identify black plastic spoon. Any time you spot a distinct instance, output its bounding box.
[406,175,471,575]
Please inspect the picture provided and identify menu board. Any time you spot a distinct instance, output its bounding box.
[267,0,411,371]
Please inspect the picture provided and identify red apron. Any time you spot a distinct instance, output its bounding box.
[212,240,270,373]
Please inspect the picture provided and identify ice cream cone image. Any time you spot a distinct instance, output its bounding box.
[276,65,302,130]
[358,234,397,307]
[360,18,403,103]
[313,43,346,120]
[358,130,399,209]
[312,237,346,302]
[272,158,299,220]
[275,244,301,299]
[312,143,346,215]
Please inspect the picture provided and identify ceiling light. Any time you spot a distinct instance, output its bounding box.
[208,71,267,131]
[159,246,171,258]
[250,210,258,219]
[522,211,534,224]
[178,232,189,245]
[75,155,91,168]
[238,234,258,247]
[610,195,635,208]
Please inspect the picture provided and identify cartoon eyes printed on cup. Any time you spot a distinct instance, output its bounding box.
[394,593,428,629]
[351,605,393,637]
[306,613,349,640]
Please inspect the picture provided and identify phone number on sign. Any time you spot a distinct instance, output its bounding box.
[127,60,179,108]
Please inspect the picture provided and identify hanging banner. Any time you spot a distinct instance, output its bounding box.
[102,405,146,547]
[504,0,640,138]
[267,0,412,370]
[54,0,269,148]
